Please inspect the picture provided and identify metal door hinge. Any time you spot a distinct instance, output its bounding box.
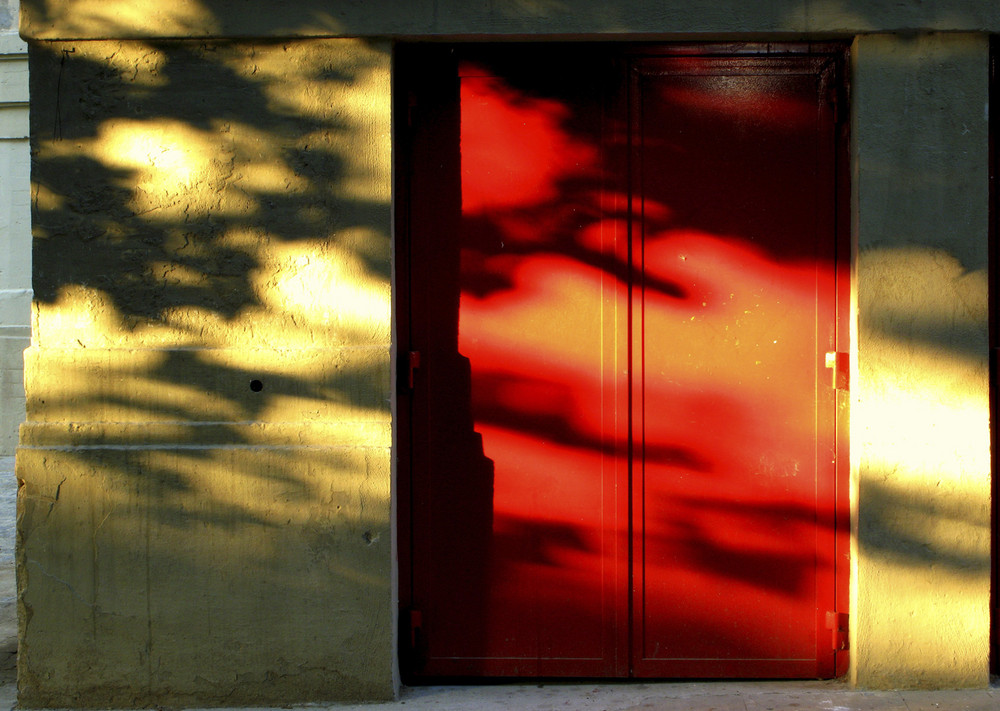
[407,350,421,390]
[404,608,426,672]
[826,610,848,651]
[407,90,418,127]
[825,351,849,391]
[826,82,848,126]
[409,608,423,650]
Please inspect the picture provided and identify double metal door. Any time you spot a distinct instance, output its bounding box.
[398,44,849,680]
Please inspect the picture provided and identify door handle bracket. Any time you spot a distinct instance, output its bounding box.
[825,351,849,391]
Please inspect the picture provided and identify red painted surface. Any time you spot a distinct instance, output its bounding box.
[398,45,849,680]
[629,58,841,677]
[990,38,999,676]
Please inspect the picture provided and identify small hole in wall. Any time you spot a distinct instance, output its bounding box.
[249,379,264,392]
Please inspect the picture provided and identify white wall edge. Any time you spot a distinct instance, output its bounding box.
[0,31,26,55]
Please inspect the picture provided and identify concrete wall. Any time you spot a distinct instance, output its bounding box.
[0,1,28,456]
[14,0,999,704]
[852,33,991,689]
[18,37,395,706]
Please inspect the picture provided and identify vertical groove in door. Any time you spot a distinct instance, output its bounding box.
[625,59,639,677]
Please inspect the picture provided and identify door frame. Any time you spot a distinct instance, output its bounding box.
[393,40,852,681]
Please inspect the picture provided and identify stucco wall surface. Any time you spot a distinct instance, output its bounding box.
[851,33,991,689]
[14,0,1000,703]
[17,0,1000,39]
[18,38,395,706]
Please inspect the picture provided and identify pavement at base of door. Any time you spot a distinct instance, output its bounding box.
[373,680,1000,711]
[0,457,995,710]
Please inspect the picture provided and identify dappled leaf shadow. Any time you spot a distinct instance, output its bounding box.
[19,35,396,705]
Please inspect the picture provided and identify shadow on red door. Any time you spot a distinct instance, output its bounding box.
[397,44,850,681]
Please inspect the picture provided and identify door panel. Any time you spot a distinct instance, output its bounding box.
[399,45,847,681]
[629,58,840,677]
[402,49,628,677]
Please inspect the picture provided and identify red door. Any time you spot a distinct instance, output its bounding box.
[398,45,849,680]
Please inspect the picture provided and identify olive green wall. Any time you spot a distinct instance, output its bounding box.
[18,38,395,706]
[14,0,999,704]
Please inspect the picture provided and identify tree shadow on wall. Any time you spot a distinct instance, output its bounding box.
[16,32,996,704]
[19,37,397,706]
[32,41,390,319]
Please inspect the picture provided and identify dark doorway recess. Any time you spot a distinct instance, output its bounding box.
[396,43,851,682]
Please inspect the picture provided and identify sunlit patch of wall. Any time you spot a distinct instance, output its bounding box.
[18,37,394,705]
[22,1,221,39]
[854,247,990,687]
[851,33,991,689]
